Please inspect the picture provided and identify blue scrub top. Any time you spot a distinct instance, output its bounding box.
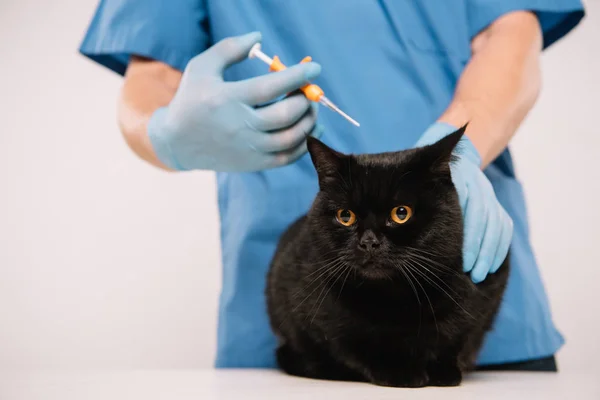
[80,0,584,368]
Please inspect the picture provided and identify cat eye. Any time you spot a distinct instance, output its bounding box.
[336,209,356,226]
[390,206,413,224]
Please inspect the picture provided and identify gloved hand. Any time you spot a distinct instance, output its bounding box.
[415,122,513,283]
[148,32,323,172]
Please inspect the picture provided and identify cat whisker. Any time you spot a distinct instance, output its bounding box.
[301,256,345,280]
[404,246,445,258]
[293,261,346,313]
[396,263,421,306]
[404,250,464,277]
[292,259,345,302]
[395,262,422,337]
[310,263,350,324]
[337,264,354,301]
[305,262,347,312]
[406,256,463,298]
[401,262,437,338]
[405,263,475,320]
[281,262,345,329]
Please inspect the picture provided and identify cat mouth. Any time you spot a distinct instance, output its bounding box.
[354,257,394,279]
[357,252,381,265]
[356,264,393,280]
[357,256,376,267]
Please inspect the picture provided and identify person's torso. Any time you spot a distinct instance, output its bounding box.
[202,0,563,368]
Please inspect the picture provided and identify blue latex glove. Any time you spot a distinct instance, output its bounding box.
[148,32,323,172]
[416,122,513,283]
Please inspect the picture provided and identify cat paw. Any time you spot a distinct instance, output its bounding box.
[427,364,462,387]
[369,370,429,388]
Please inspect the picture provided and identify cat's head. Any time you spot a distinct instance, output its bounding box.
[306,126,465,280]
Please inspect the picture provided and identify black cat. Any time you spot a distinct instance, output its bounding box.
[266,126,509,387]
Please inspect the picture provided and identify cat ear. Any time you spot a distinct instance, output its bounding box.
[420,124,467,174]
[307,137,345,183]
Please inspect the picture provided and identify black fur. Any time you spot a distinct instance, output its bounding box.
[266,126,509,387]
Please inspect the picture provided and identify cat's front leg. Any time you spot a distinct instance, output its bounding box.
[277,344,362,382]
[365,366,429,388]
[342,342,430,387]
[427,352,463,386]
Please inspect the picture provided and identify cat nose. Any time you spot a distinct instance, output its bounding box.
[359,231,380,252]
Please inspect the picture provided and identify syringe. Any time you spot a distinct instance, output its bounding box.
[248,43,360,127]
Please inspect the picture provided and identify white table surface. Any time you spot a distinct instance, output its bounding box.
[2,369,599,400]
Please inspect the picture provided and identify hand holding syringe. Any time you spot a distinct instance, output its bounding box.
[249,44,360,127]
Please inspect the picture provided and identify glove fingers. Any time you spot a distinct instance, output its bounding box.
[233,62,322,106]
[451,170,468,210]
[248,106,320,153]
[251,93,312,131]
[491,208,513,273]
[460,181,485,274]
[190,32,262,75]
[470,200,502,283]
[263,140,312,170]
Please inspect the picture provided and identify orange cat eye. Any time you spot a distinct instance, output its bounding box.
[390,206,413,224]
[336,209,357,226]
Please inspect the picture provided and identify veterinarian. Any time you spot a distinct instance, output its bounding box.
[80,0,584,370]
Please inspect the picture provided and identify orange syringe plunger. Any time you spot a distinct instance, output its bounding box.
[269,56,324,102]
[248,43,360,127]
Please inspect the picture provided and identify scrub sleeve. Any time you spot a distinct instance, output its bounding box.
[467,0,584,48]
[79,0,209,74]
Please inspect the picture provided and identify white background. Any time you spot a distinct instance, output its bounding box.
[0,0,598,371]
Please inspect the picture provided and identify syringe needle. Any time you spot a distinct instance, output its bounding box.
[249,44,360,127]
[320,96,360,127]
